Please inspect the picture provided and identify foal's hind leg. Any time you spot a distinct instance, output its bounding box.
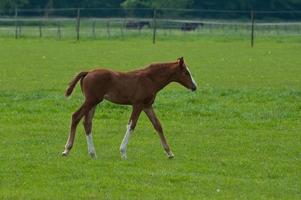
[62,101,96,156]
[83,106,97,158]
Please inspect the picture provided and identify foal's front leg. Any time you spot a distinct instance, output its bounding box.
[144,107,174,159]
[120,105,143,159]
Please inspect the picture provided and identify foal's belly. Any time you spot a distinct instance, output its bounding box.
[104,90,132,105]
[104,87,134,105]
[103,88,153,105]
[102,74,152,105]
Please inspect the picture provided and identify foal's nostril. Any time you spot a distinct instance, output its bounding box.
[191,85,197,92]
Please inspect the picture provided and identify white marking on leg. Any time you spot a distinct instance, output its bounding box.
[167,151,174,159]
[186,66,197,87]
[161,143,174,159]
[62,137,72,156]
[120,121,133,159]
[86,133,97,158]
[62,149,69,156]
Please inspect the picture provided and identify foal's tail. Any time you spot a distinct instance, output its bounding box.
[65,71,88,97]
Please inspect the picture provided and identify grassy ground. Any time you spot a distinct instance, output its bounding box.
[0,37,300,199]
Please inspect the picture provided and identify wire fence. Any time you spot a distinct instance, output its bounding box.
[0,8,301,45]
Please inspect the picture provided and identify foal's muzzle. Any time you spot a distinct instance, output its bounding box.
[191,84,197,92]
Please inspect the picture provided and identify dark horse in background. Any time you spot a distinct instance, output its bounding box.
[62,57,197,159]
[126,21,150,30]
[181,22,204,31]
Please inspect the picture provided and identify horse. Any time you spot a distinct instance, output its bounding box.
[62,57,197,159]
[126,21,150,30]
[181,22,204,31]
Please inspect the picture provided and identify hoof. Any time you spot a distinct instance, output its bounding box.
[120,148,127,160]
[62,150,69,157]
[89,152,97,159]
[121,153,127,160]
[167,152,174,159]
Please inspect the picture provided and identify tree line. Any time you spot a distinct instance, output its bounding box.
[1,0,301,11]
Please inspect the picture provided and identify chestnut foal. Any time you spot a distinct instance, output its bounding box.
[62,57,197,159]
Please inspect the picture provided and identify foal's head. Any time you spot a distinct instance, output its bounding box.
[173,57,197,91]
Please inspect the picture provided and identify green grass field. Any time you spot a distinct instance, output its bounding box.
[0,37,300,199]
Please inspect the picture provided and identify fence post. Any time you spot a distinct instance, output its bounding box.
[14,7,18,39]
[152,9,157,44]
[250,10,255,47]
[39,22,42,38]
[39,8,43,38]
[120,20,124,38]
[106,20,111,37]
[57,21,61,39]
[76,8,81,40]
[18,24,22,37]
[92,20,96,38]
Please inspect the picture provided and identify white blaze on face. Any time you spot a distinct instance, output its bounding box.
[186,66,197,87]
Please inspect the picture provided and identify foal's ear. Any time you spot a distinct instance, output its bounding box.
[177,57,184,67]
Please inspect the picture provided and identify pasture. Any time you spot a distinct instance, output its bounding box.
[0,36,300,199]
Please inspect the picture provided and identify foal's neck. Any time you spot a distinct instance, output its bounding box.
[146,62,178,92]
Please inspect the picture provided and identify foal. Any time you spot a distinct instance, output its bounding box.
[62,57,197,159]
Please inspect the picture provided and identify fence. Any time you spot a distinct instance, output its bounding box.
[0,8,301,45]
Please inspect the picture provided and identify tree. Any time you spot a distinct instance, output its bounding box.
[0,0,28,9]
[122,0,193,9]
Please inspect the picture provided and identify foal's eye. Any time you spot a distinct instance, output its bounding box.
[185,71,190,76]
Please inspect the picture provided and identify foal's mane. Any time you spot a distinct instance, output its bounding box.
[147,61,178,69]
[128,61,178,74]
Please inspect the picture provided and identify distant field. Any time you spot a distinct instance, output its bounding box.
[0,37,300,199]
